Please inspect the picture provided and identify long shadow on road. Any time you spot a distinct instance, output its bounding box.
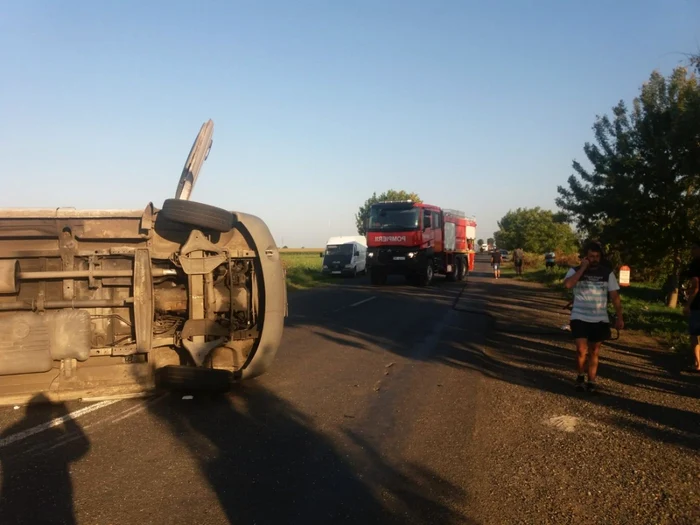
[286,259,700,452]
[0,394,90,525]
[441,274,700,451]
[149,385,473,525]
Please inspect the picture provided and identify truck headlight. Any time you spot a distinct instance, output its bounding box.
[368,252,374,257]
[408,252,416,258]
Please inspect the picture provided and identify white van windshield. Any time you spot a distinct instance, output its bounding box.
[325,244,354,255]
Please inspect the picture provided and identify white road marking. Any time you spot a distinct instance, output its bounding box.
[334,296,377,312]
[0,399,119,448]
[349,296,377,308]
[22,394,169,457]
[545,415,580,433]
[111,394,165,423]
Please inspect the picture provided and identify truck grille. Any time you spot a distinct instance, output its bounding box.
[375,247,412,264]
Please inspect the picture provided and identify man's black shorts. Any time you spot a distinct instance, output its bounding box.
[514,260,523,267]
[689,310,700,336]
[570,320,611,343]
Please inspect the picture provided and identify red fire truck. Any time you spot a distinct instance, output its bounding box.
[366,200,476,286]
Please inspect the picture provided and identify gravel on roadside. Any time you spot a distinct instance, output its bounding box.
[457,274,700,525]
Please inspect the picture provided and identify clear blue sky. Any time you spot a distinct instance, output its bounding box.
[1,1,699,247]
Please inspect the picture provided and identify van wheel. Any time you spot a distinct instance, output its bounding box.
[160,199,235,233]
[156,365,233,393]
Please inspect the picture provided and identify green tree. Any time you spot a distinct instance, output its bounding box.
[556,66,700,306]
[690,50,700,74]
[487,237,495,246]
[494,207,579,253]
[477,238,484,246]
[355,189,421,236]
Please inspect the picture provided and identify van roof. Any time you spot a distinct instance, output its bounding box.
[326,236,367,247]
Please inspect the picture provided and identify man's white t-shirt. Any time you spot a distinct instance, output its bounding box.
[565,264,620,323]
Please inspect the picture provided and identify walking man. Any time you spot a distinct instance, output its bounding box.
[563,241,624,393]
[513,247,524,277]
[490,249,502,279]
[682,242,700,372]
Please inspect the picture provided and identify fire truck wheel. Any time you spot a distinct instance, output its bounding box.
[446,261,457,282]
[419,261,434,286]
[457,257,467,281]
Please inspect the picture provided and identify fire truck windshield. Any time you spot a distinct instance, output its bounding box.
[369,207,419,231]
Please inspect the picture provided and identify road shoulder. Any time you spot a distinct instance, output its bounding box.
[454,272,700,525]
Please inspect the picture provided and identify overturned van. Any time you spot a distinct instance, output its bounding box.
[0,120,287,405]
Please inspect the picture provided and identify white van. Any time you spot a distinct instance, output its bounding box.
[321,236,367,277]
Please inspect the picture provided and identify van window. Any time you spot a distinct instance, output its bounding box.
[325,244,353,256]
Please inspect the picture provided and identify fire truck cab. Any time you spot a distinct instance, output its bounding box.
[365,201,475,286]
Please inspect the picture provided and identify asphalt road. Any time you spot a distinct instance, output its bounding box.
[0,254,698,525]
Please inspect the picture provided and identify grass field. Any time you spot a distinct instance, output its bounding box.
[279,248,324,253]
[501,258,688,350]
[280,250,330,291]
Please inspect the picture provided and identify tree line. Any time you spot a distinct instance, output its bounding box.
[494,53,699,305]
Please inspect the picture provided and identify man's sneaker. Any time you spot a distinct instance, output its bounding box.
[586,381,598,394]
[575,375,586,392]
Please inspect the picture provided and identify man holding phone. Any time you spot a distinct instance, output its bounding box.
[513,247,524,276]
[563,241,624,393]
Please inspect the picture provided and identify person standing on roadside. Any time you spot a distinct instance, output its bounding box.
[682,242,700,372]
[563,241,624,393]
[490,249,502,279]
[545,251,556,271]
[513,247,524,277]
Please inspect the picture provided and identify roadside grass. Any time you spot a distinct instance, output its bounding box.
[502,259,688,351]
[280,250,331,291]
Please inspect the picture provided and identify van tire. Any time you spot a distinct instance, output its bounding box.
[160,199,235,233]
[156,365,233,393]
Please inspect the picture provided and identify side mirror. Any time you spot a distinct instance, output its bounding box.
[354,251,360,257]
